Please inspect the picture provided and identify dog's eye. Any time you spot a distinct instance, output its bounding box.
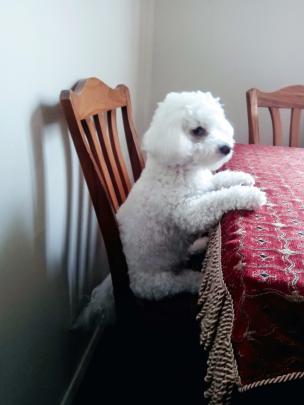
[191,126,207,137]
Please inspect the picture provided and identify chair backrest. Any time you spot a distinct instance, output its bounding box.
[246,85,304,146]
[60,78,145,315]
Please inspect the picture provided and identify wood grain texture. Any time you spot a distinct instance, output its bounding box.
[60,78,145,318]
[269,107,283,146]
[246,89,260,144]
[246,85,304,146]
[290,108,301,147]
[107,109,132,195]
[120,85,145,182]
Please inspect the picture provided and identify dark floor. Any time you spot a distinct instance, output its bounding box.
[73,319,304,405]
[74,312,205,405]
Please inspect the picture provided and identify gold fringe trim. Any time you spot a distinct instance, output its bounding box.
[197,225,240,405]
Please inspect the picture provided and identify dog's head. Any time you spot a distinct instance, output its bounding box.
[142,91,234,171]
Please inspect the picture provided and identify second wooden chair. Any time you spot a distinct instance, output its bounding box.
[246,85,304,146]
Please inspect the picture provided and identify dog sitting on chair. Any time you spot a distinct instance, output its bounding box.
[78,90,266,327]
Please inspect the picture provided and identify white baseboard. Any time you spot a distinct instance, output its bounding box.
[59,325,104,405]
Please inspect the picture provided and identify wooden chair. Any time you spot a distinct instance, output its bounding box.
[60,78,144,321]
[60,78,198,326]
[246,85,304,146]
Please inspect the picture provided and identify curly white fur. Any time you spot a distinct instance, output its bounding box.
[77,90,266,328]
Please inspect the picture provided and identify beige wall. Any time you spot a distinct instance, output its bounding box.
[0,1,153,404]
[147,0,304,145]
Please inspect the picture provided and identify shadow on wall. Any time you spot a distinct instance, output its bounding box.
[0,214,73,405]
[30,101,109,324]
[0,100,110,405]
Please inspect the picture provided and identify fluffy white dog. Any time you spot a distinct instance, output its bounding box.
[78,91,266,327]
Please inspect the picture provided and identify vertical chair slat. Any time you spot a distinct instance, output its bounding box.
[247,89,260,144]
[81,118,103,173]
[94,113,128,207]
[289,108,301,147]
[107,109,132,196]
[269,107,283,145]
[81,117,120,211]
[119,86,145,181]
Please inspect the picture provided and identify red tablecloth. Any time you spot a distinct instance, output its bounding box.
[223,144,304,385]
[198,143,304,402]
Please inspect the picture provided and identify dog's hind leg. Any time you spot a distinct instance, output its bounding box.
[187,236,209,255]
[73,269,203,328]
[73,274,115,330]
[130,269,202,300]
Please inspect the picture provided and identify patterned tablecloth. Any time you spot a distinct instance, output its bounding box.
[197,143,304,404]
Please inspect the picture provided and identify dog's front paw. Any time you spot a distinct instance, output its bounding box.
[213,170,255,189]
[237,172,255,186]
[241,186,267,210]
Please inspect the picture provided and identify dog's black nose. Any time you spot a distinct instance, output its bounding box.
[219,145,231,155]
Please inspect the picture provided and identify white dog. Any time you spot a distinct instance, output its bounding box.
[77,91,266,327]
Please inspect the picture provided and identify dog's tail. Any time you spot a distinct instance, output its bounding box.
[73,274,116,330]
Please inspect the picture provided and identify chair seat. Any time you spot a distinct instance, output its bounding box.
[134,292,198,324]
